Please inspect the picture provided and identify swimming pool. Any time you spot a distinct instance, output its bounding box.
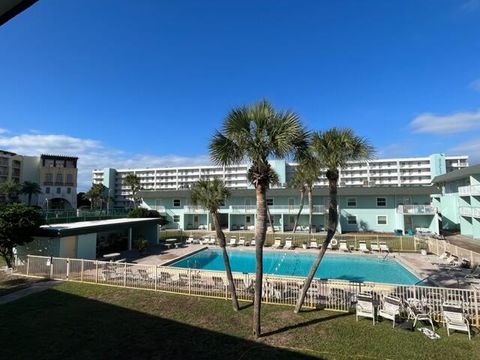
[170,249,420,285]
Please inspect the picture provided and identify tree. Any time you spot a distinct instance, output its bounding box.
[210,99,308,338]
[289,160,321,233]
[294,128,374,313]
[0,181,21,204]
[191,179,240,311]
[0,203,43,268]
[21,181,42,206]
[124,174,141,208]
[128,208,168,226]
[77,192,91,208]
[85,183,107,210]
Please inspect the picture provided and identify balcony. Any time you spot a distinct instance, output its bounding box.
[459,207,480,218]
[231,205,257,213]
[458,185,480,196]
[397,205,436,215]
[183,205,208,214]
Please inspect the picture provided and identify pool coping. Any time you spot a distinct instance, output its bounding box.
[160,246,209,266]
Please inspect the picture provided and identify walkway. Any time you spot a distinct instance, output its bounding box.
[0,280,60,305]
[446,234,480,253]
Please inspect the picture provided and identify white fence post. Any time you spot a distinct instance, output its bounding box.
[26,256,30,276]
[124,263,127,287]
[188,267,191,295]
[81,259,84,282]
[95,261,98,283]
[50,257,54,279]
[154,266,158,291]
[66,259,70,279]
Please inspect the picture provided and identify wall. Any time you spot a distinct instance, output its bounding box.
[76,233,97,259]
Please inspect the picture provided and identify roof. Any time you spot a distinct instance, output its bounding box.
[139,185,436,199]
[41,154,79,161]
[0,0,37,26]
[36,218,163,237]
[432,164,480,184]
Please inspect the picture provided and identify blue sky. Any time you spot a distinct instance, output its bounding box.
[0,0,480,189]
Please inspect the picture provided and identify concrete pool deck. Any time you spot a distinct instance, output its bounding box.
[132,244,478,289]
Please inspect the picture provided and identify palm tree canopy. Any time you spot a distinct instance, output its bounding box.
[21,181,42,195]
[210,99,309,187]
[124,174,141,189]
[311,128,374,172]
[289,157,321,189]
[0,181,21,196]
[191,179,231,213]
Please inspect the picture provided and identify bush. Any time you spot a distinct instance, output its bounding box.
[133,239,148,253]
[128,208,161,218]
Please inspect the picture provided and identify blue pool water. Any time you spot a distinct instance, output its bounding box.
[170,249,419,285]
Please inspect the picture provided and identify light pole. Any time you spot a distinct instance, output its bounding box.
[44,198,49,221]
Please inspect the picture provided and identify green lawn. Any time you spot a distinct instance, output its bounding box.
[0,281,478,359]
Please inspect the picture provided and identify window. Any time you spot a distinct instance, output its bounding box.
[377,197,387,207]
[45,173,53,182]
[45,187,50,194]
[246,216,251,222]
[377,215,387,225]
[67,188,71,194]
[66,174,73,184]
[56,173,63,184]
[56,187,61,194]
[346,198,357,207]
[173,215,180,223]
[173,199,181,207]
[347,215,357,225]
[266,198,274,206]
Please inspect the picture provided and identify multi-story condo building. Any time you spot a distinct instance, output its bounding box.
[433,164,480,240]
[0,150,78,209]
[93,153,467,208]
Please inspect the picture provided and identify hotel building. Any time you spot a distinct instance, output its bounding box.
[92,153,468,235]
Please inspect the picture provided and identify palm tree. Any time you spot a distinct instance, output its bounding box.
[0,181,21,204]
[191,179,239,311]
[85,183,107,210]
[210,99,308,338]
[21,181,42,206]
[124,174,141,208]
[294,128,374,313]
[289,160,320,233]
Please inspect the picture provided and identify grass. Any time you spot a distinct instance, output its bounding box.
[0,281,478,359]
[0,271,46,296]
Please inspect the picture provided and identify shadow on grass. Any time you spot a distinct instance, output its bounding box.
[261,312,352,338]
[0,288,317,360]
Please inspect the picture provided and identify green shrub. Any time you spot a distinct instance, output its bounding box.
[133,239,149,253]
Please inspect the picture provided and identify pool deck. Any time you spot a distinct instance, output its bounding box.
[132,244,478,289]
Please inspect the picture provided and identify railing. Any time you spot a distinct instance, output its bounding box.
[43,209,131,224]
[458,185,480,196]
[397,205,436,215]
[424,237,480,268]
[17,255,480,327]
[459,207,480,218]
[230,205,257,213]
[183,205,208,214]
[268,205,327,214]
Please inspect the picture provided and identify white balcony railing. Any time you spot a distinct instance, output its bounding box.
[458,185,480,196]
[268,205,327,214]
[459,207,480,218]
[230,205,257,213]
[183,205,208,214]
[397,205,436,215]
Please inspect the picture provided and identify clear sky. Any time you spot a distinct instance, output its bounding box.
[0,0,479,190]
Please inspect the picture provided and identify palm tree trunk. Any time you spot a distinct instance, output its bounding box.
[253,184,267,338]
[266,205,275,235]
[308,186,313,236]
[212,211,239,311]
[293,188,305,233]
[294,172,338,313]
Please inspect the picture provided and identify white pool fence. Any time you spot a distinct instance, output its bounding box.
[16,254,480,327]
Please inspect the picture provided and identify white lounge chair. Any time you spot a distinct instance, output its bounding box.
[271,238,283,249]
[186,236,195,244]
[309,240,319,249]
[339,240,349,252]
[199,237,208,245]
[406,299,434,332]
[465,265,480,280]
[442,303,471,340]
[379,242,390,253]
[284,240,294,250]
[238,237,246,246]
[378,296,402,328]
[250,238,256,246]
[371,243,380,252]
[359,241,370,253]
[207,237,216,245]
[356,293,376,325]
[229,237,237,246]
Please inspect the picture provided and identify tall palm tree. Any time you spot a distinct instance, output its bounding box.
[210,99,308,338]
[191,179,239,311]
[124,174,141,208]
[294,128,374,313]
[289,160,320,233]
[85,183,107,210]
[0,181,21,204]
[21,181,42,206]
